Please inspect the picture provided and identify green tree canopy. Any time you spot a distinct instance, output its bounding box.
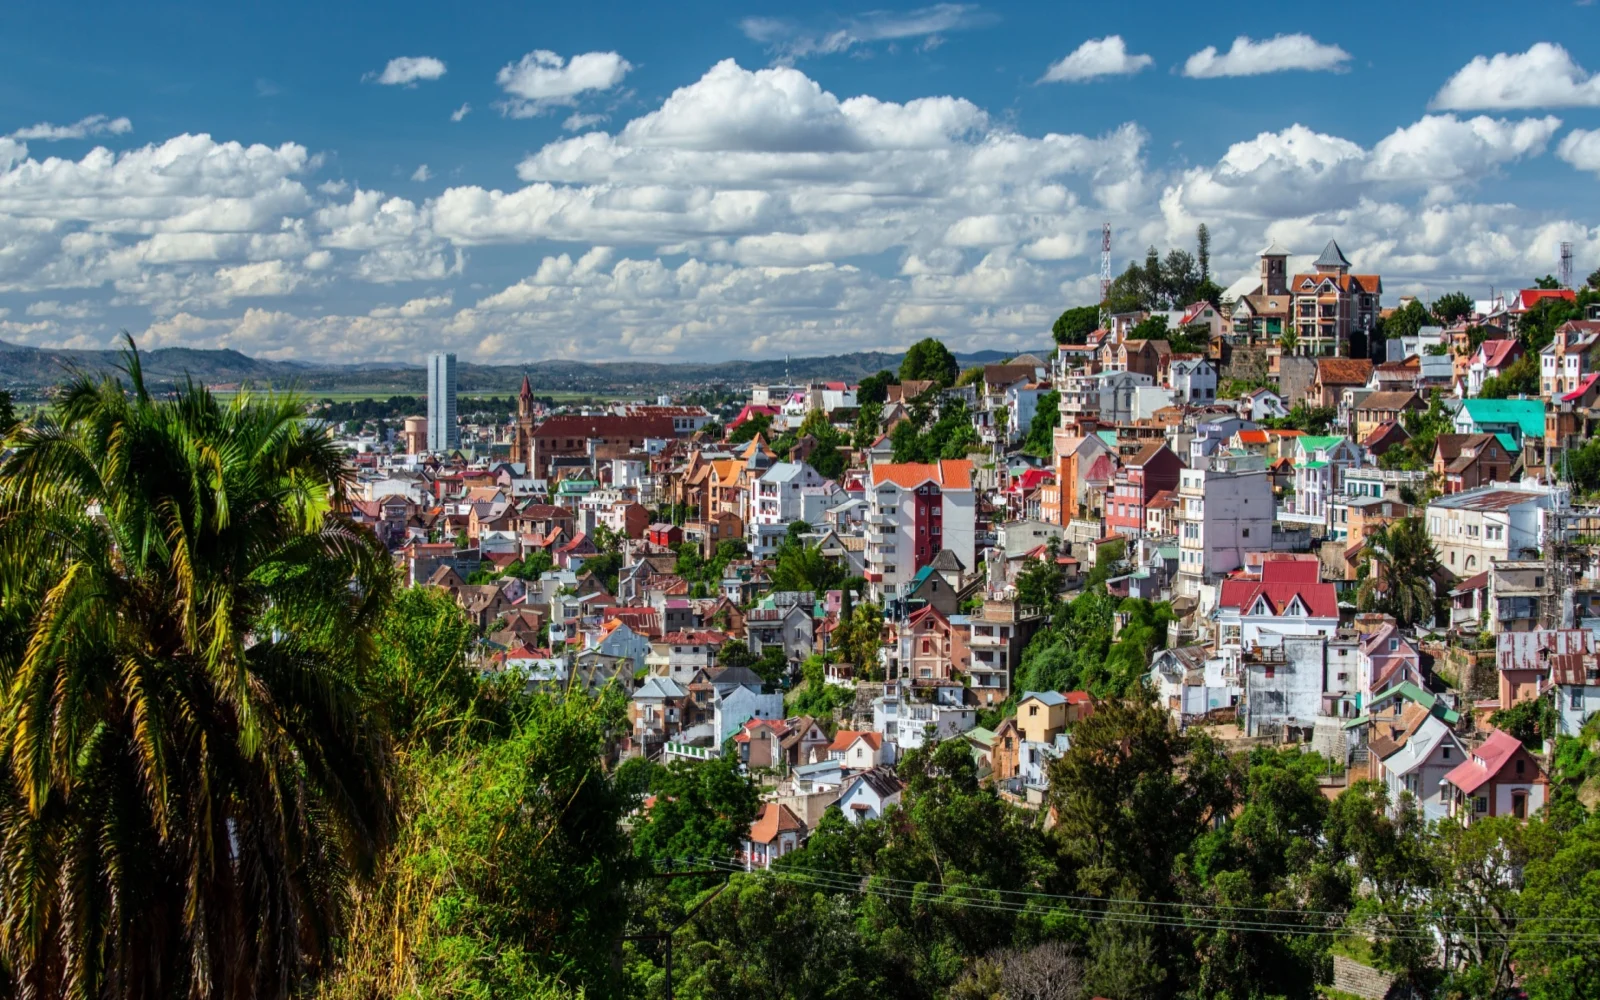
[1022,389,1060,458]
[899,337,960,387]
[1356,517,1444,627]
[1431,290,1475,324]
[1052,305,1100,344]
[856,369,899,405]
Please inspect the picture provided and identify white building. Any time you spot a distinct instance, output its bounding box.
[836,766,905,824]
[1425,483,1563,578]
[748,461,829,556]
[1373,713,1464,822]
[871,681,975,752]
[1169,356,1218,404]
[1175,454,1274,597]
[865,460,976,601]
[1553,653,1600,737]
[1240,636,1327,738]
[1285,436,1364,524]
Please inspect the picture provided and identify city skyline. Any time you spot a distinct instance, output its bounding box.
[0,1,1598,364]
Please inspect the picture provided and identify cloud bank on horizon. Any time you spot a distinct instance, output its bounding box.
[0,8,1597,365]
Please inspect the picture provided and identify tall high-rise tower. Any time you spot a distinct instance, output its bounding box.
[427,352,459,453]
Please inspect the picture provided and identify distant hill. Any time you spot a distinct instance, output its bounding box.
[0,340,1044,399]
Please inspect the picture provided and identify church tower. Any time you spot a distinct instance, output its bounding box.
[515,374,535,471]
[1259,238,1290,296]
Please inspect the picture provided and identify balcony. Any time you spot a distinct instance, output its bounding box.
[866,512,893,527]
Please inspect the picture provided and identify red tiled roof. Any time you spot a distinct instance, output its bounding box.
[870,459,974,490]
[827,729,882,752]
[1479,339,1520,369]
[748,802,805,844]
[1563,372,1600,402]
[1444,729,1532,794]
[1236,429,1269,445]
[1316,358,1374,386]
[663,630,730,645]
[1262,560,1321,584]
[1511,288,1575,311]
[1218,576,1338,618]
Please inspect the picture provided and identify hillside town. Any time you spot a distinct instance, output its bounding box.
[331,241,1600,873]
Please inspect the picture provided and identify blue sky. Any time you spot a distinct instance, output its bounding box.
[0,1,1597,363]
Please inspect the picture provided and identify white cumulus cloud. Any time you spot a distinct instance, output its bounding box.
[1183,34,1351,78]
[1560,129,1600,174]
[495,50,633,117]
[9,114,133,141]
[1041,36,1153,83]
[1431,43,1600,110]
[369,56,447,86]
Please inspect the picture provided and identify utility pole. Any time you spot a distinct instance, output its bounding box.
[622,866,729,1000]
[1560,241,1574,290]
[1099,222,1112,324]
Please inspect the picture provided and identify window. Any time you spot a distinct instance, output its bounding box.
[1516,758,1526,776]
[1475,796,1488,813]
[1573,688,1584,710]
[1029,705,1038,717]
[1442,746,1451,760]
[1389,638,1398,652]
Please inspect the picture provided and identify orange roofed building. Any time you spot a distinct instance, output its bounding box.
[865,459,975,601]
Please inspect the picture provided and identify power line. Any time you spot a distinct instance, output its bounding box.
[652,857,1600,941]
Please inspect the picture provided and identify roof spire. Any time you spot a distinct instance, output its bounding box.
[1314,240,1351,270]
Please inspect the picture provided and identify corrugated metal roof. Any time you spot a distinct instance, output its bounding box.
[1497,629,1597,673]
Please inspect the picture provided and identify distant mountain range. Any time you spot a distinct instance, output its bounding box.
[0,340,1045,398]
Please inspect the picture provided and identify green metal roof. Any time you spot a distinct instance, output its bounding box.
[1460,399,1545,439]
[1298,435,1346,454]
[1494,433,1520,455]
[965,727,998,748]
[1369,681,1462,725]
[1296,460,1330,470]
[1096,430,1118,448]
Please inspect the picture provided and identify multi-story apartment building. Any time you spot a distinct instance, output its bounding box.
[1425,483,1564,577]
[1539,321,1600,398]
[747,461,829,556]
[1285,435,1363,524]
[1175,454,1274,597]
[1106,443,1184,538]
[965,599,1046,705]
[864,460,975,601]
[1288,240,1382,357]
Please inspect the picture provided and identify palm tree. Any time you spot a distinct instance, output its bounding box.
[1356,517,1444,627]
[1278,328,1299,356]
[0,341,396,999]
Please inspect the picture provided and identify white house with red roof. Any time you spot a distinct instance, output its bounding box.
[1508,287,1576,315]
[742,802,806,870]
[826,730,891,770]
[1467,339,1523,396]
[864,459,975,601]
[1445,729,1547,823]
[1216,560,1340,654]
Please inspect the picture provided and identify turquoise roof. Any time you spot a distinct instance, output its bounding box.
[1494,433,1520,455]
[1096,430,1118,448]
[1298,435,1346,455]
[1460,399,1544,439]
[1369,681,1462,725]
